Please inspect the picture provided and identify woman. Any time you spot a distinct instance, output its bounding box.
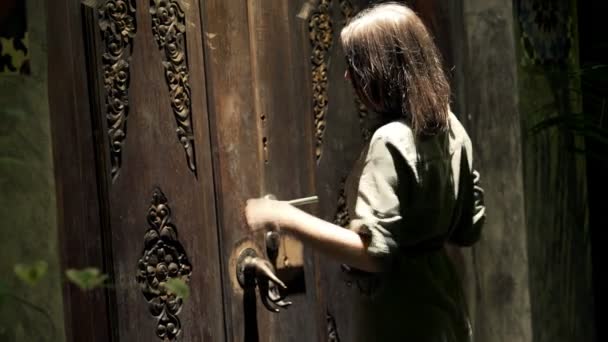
[245,3,486,341]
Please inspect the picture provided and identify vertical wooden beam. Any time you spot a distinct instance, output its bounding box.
[199,0,262,340]
[47,0,113,341]
[450,0,533,340]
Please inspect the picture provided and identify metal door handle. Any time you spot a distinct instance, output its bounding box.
[236,248,292,312]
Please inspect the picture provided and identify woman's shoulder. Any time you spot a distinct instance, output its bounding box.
[371,113,469,146]
[367,112,474,154]
[366,120,417,166]
[370,119,415,146]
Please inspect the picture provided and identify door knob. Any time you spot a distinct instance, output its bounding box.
[236,248,292,312]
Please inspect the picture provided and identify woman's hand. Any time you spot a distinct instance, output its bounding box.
[245,196,380,272]
[244,197,290,231]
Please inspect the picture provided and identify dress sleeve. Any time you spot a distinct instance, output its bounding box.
[349,136,403,263]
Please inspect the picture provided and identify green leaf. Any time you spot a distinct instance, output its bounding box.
[14,261,48,287]
[65,268,108,291]
[163,278,190,300]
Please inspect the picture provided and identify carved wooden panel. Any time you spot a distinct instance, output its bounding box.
[333,177,349,227]
[136,188,192,341]
[149,0,197,173]
[310,0,370,161]
[98,0,137,181]
[58,0,228,340]
[310,0,333,160]
[312,2,370,341]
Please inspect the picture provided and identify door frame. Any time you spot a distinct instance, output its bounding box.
[47,0,115,341]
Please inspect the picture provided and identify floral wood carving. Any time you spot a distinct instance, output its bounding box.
[310,0,369,159]
[309,0,333,160]
[136,188,192,341]
[150,0,197,173]
[98,0,137,181]
[333,177,350,227]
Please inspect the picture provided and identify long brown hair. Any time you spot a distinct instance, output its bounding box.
[341,2,450,136]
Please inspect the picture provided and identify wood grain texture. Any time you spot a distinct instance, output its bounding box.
[456,0,533,340]
[249,0,323,340]
[315,1,367,341]
[199,0,262,340]
[52,0,226,341]
[48,0,113,340]
[200,0,323,340]
[99,0,225,340]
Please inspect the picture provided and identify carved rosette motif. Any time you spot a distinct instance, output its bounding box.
[309,0,333,160]
[98,0,136,180]
[149,0,197,173]
[136,188,192,341]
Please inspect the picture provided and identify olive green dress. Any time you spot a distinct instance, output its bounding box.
[344,113,486,342]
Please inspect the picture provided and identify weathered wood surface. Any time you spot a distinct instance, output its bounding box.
[99,0,226,340]
[452,0,533,341]
[53,0,226,340]
[48,0,113,340]
[200,0,322,340]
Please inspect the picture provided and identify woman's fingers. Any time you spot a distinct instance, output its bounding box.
[244,197,279,231]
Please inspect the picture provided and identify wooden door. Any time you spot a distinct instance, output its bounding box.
[200,1,324,341]
[76,0,326,340]
[51,0,457,341]
[80,0,225,340]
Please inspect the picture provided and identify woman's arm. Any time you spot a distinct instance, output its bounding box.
[245,137,403,273]
[245,198,381,272]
